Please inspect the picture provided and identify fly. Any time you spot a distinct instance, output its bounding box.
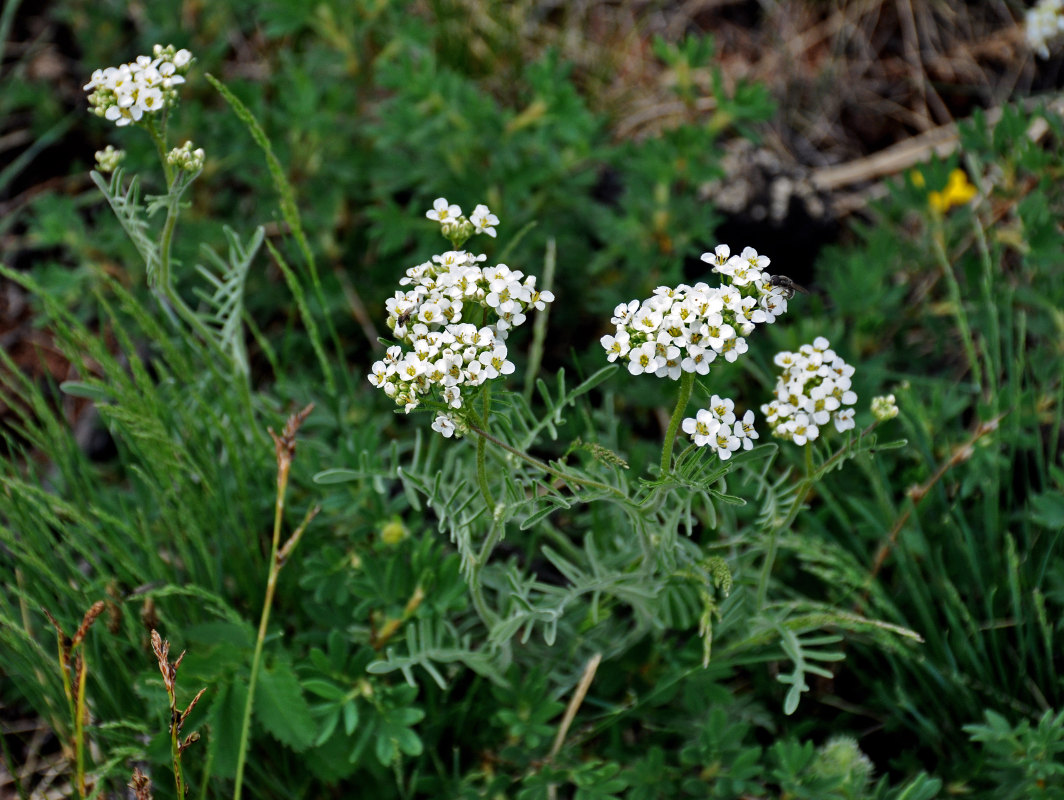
[766,274,810,299]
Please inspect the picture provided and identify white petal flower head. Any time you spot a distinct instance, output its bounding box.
[426,197,462,223]
[681,344,713,375]
[627,342,662,376]
[601,331,631,362]
[709,394,736,426]
[712,427,742,460]
[834,407,856,433]
[736,409,759,448]
[701,244,732,270]
[789,412,819,446]
[740,246,771,272]
[528,287,554,310]
[470,204,499,238]
[683,409,722,447]
[432,413,458,438]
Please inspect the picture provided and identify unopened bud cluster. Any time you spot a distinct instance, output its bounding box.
[1027,0,1064,58]
[600,245,790,379]
[682,395,758,460]
[94,145,126,173]
[762,337,857,444]
[84,44,193,127]
[167,140,205,172]
[368,199,553,437]
[871,394,899,421]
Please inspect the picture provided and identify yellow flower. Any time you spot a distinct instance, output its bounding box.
[379,517,409,546]
[928,169,977,213]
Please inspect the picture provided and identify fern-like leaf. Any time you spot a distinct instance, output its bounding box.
[193,225,264,375]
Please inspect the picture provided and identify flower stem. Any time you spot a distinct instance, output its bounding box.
[468,517,503,627]
[660,370,695,474]
[476,387,495,508]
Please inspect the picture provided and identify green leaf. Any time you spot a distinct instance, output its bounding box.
[394,726,423,756]
[185,621,254,650]
[59,381,113,402]
[313,707,340,747]
[302,679,347,701]
[343,700,360,736]
[569,365,618,399]
[207,681,246,779]
[313,468,364,484]
[255,658,317,752]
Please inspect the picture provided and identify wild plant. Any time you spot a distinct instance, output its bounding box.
[7,25,1060,799]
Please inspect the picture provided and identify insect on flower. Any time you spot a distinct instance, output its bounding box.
[766,274,810,299]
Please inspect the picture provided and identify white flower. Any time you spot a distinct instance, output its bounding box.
[700,244,732,269]
[432,413,458,438]
[834,407,856,432]
[764,338,858,444]
[478,346,514,380]
[711,427,742,460]
[84,45,192,128]
[682,409,722,447]
[603,243,787,379]
[736,410,759,449]
[718,335,748,363]
[601,331,631,362]
[709,395,736,426]
[470,204,499,237]
[611,300,639,326]
[627,342,661,376]
[681,344,713,375]
[1027,0,1064,58]
[739,246,770,272]
[426,197,462,223]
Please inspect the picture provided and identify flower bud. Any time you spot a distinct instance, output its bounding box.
[871,394,899,421]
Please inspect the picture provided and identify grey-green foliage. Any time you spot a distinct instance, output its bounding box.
[193,225,264,376]
[89,168,164,282]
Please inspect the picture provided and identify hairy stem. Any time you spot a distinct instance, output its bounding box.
[469,517,503,627]
[476,387,495,507]
[661,370,695,474]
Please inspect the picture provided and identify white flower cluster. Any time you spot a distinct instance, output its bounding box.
[84,44,193,127]
[600,245,790,379]
[167,140,205,172]
[682,395,758,460]
[1027,0,1064,58]
[368,200,553,437]
[426,198,499,239]
[94,144,125,173]
[761,337,857,445]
